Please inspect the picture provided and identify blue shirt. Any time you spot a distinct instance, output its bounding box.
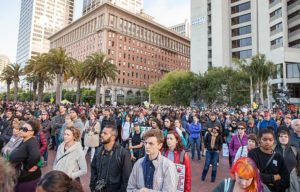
[142,155,156,189]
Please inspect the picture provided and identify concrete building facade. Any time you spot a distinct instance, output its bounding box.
[169,19,191,38]
[16,0,74,66]
[191,0,300,104]
[49,2,190,104]
[83,0,143,15]
[0,54,10,73]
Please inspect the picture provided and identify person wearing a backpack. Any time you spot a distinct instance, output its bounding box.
[90,124,132,192]
[275,128,300,192]
[162,131,191,192]
[213,157,266,192]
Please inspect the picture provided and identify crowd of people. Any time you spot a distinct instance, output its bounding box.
[0,101,299,192]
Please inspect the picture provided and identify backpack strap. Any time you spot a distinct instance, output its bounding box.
[179,150,185,164]
[224,178,231,192]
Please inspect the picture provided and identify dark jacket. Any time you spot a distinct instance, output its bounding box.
[101,116,116,130]
[204,132,223,151]
[0,124,13,144]
[275,144,300,175]
[290,131,300,149]
[90,143,132,192]
[9,137,41,182]
[248,147,290,192]
[205,120,222,133]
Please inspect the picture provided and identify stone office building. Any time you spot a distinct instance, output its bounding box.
[49,2,190,104]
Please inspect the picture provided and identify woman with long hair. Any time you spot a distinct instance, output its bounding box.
[121,114,134,148]
[233,134,258,163]
[83,111,100,162]
[162,131,191,192]
[213,157,265,192]
[201,125,222,182]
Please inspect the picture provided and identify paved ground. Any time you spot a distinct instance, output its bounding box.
[42,151,230,192]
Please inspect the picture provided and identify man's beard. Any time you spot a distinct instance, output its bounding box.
[101,136,111,144]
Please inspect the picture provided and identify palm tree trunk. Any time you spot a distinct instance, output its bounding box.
[95,78,101,105]
[250,76,253,106]
[259,81,264,106]
[37,81,44,103]
[75,80,81,105]
[32,81,38,102]
[6,83,11,102]
[13,80,18,103]
[56,74,63,105]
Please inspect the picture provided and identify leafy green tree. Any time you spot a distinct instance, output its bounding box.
[0,66,13,102]
[25,53,54,102]
[149,71,196,105]
[41,47,73,104]
[68,60,86,104]
[6,63,23,102]
[84,52,118,105]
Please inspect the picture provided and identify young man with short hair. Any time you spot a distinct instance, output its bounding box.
[127,129,178,192]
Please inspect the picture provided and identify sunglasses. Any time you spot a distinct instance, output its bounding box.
[20,127,34,132]
[238,127,245,130]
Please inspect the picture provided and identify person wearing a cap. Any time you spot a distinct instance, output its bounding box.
[69,108,84,138]
[259,112,278,134]
[9,119,42,192]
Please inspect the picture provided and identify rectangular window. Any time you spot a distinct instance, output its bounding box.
[270,8,282,21]
[232,25,251,36]
[270,22,283,35]
[289,39,300,48]
[286,63,300,78]
[231,2,251,14]
[232,37,252,48]
[287,83,300,98]
[231,13,251,25]
[232,49,252,59]
[270,37,283,49]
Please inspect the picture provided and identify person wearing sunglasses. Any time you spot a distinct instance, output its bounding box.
[228,122,248,168]
[9,119,42,192]
[201,125,223,182]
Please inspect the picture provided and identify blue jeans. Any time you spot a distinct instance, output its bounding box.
[189,137,201,160]
[201,150,219,182]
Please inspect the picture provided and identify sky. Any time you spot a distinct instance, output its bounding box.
[0,0,190,63]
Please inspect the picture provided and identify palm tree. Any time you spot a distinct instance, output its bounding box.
[251,54,275,105]
[0,66,13,102]
[68,59,86,104]
[6,63,23,103]
[25,75,38,102]
[41,47,73,104]
[25,53,54,103]
[84,52,118,105]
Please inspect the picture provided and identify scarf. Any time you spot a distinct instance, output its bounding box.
[210,132,219,149]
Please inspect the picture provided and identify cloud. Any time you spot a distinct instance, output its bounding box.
[143,0,190,27]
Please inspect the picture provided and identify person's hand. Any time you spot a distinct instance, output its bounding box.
[28,166,38,172]
[128,146,133,150]
[131,155,136,161]
[274,174,281,181]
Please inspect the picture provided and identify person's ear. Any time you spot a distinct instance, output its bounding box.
[158,142,163,150]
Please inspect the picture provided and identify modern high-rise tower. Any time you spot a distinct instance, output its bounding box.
[16,0,75,66]
[83,0,143,15]
[191,0,300,104]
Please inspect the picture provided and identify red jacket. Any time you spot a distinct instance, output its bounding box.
[163,149,191,192]
[36,131,48,155]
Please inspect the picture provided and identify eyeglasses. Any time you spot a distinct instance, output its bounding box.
[20,127,34,132]
[237,127,245,130]
[231,123,236,125]
[213,128,220,131]
[42,114,47,115]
